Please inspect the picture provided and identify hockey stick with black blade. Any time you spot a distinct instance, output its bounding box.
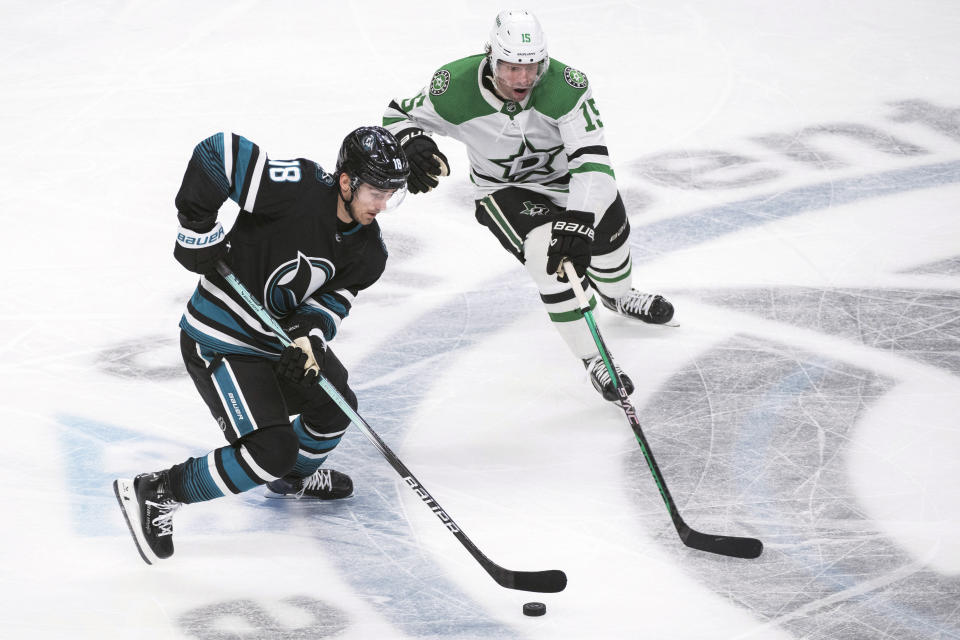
[216,260,567,593]
[563,261,763,559]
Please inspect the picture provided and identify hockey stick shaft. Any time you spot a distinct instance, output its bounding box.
[215,261,567,592]
[562,262,762,559]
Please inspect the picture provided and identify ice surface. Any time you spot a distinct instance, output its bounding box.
[2,1,959,638]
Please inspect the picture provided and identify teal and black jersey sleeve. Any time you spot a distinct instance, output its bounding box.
[175,132,314,231]
[298,289,355,342]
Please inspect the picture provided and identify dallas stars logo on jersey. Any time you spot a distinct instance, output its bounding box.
[431,70,451,96]
[563,66,588,89]
[520,201,550,216]
[384,54,616,212]
[491,138,565,181]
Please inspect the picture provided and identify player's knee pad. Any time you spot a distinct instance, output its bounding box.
[523,225,566,289]
[306,352,358,418]
[301,387,355,433]
[240,425,300,478]
[341,384,358,411]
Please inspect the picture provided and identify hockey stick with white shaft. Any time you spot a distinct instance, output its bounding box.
[215,260,567,593]
[562,261,763,559]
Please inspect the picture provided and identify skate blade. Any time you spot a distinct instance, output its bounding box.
[263,488,301,500]
[263,488,354,501]
[113,479,159,566]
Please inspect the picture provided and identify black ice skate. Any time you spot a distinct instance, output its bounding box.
[600,289,674,324]
[584,355,635,402]
[113,470,181,565]
[265,468,354,500]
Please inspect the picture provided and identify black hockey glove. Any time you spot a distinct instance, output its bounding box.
[275,344,317,387]
[274,335,327,387]
[174,222,228,275]
[545,211,595,281]
[275,312,328,386]
[399,130,449,194]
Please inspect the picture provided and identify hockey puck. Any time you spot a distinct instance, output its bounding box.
[523,602,546,617]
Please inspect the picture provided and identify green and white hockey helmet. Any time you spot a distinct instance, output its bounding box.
[486,10,549,76]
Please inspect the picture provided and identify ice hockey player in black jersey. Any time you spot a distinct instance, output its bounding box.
[113,126,409,565]
[384,10,675,402]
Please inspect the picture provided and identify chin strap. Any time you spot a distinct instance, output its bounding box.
[336,175,359,225]
[337,173,355,205]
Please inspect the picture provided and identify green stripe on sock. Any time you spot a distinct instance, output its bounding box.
[547,295,597,322]
[569,163,616,178]
[587,266,632,283]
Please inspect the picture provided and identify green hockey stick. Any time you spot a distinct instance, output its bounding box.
[563,261,762,559]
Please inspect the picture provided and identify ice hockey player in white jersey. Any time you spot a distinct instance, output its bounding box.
[383,9,674,401]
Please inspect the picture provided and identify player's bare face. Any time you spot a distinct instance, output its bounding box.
[494,61,540,101]
[348,183,396,225]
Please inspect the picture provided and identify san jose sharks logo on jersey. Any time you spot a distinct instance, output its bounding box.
[264,252,336,316]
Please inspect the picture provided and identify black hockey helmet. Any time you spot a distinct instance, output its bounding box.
[336,126,409,191]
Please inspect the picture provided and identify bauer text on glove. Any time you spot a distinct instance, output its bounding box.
[545,210,595,279]
[174,222,228,275]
